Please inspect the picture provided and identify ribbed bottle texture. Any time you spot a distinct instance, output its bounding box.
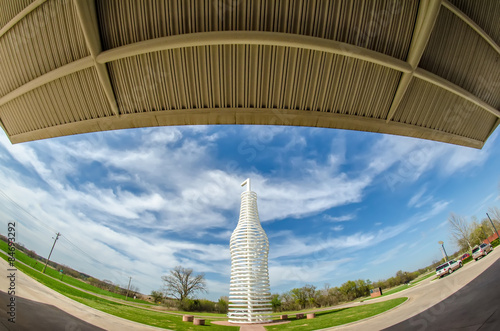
[228,189,272,323]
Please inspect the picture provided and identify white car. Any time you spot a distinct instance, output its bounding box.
[472,243,493,260]
[435,260,462,278]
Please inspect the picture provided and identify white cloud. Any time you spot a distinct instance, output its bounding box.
[324,214,356,222]
[331,225,344,231]
[368,243,407,266]
[0,125,495,300]
[269,258,352,288]
[408,187,435,208]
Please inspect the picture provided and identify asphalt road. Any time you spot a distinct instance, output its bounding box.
[384,257,500,331]
[0,291,103,331]
[0,256,166,331]
[329,248,500,331]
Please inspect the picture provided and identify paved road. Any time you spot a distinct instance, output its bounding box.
[329,248,500,331]
[384,257,500,331]
[0,258,167,331]
[0,290,103,331]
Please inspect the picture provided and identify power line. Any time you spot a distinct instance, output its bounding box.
[0,187,153,291]
[60,235,151,289]
[0,187,58,234]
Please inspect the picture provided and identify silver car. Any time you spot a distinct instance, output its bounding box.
[472,243,493,261]
[435,260,462,278]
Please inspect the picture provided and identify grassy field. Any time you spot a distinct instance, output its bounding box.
[362,284,409,302]
[265,297,407,330]
[1,241,410,330]
[362,273,435,302]
[0,252,236,330]
[382,284,409,296]
[410,272,435,285]
[0,240,151,304]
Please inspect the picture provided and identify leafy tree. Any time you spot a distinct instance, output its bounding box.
[161,266,207,301]
[327,287,342,306]
[339,280,358,301]
[354,279,371,297]
[290,287,308,309]
[216,297,228,313]
[470,220,490,246]
[150,290,164,303]
[270,294,282,312]
[279,291,296,311]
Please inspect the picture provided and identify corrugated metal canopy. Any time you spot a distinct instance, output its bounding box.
[0,0,499,148]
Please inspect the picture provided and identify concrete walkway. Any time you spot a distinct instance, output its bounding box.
[212,320,291,331]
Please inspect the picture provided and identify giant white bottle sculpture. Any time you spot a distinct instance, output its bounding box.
[228,179,272,323]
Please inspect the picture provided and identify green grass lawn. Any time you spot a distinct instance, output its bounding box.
[162,309,228,318]
[0,240,151,304]
[381,284,409,296]
[0,252,236,330]
[1,242,408,330]
[265,297,407,330]
[362,284,409,301]
[410,272,434,285]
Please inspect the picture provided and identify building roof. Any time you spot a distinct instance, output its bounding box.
[0,0,499,147]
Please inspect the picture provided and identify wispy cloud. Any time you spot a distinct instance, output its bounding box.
[0,125,496,300]
[324,214,356,222]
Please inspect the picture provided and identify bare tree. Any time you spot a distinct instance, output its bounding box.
[448,213,473,251]
[488,207,500,228]
[162,266,207,301]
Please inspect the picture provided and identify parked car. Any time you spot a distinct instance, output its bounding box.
[472,243,493,261]
[435,260,462,278]
[460,253,471,261]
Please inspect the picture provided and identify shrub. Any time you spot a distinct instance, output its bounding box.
[490,238,499,248]
[177,298,216,312]
[216,298,228,313]
[461,256,473,265]
[178,298,197,311]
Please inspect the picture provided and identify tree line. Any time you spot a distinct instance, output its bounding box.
[269,270,419,312]
[154,266,423,313]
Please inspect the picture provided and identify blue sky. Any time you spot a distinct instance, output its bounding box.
[0,125,499,300]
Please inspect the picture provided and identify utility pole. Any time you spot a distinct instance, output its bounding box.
[486,213,500,245]
[43,232,60,273]
[125,276,132,301]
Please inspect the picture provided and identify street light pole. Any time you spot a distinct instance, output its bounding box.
[486,213,500,245]
[438,241,449,262]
